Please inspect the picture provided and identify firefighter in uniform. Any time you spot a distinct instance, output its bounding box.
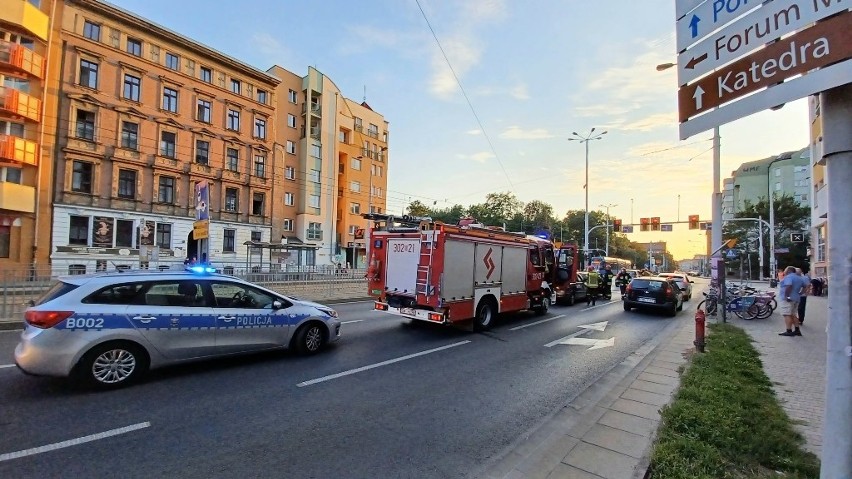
[585,267,601,306]
[615,268,632,299]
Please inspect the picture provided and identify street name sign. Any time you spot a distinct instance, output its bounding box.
[676,0,706,19]
[622,225,634,233]
[676,0,763,52]
[677,0,848,86]
[791,232,805,242]
[661,224,674,231]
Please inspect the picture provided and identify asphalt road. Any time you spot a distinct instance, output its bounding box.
[0,287,698,479]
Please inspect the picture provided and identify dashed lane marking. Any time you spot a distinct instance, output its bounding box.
[0,422,151,462]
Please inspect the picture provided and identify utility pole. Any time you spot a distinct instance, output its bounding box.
[820,83,852,479]
[600,203,617,257]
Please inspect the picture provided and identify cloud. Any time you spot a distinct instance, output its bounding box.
[466,129,482,135]
[500,126,554,140]
[621,112,678,132]
[252,33,294,65]
[458,151,495,163]
[510,82,530,100]
[461,0,508,23]
[429,36,482,99]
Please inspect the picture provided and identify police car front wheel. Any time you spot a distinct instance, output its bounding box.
[78,341,149,389]
[293,323,326,355]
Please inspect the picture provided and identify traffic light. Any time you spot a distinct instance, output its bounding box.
[689,214,700,230]
[613,219,622,232]
[651,217,660,231]
[640,218,650,232]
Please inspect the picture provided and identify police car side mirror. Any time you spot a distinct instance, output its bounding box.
[271,299,284,310]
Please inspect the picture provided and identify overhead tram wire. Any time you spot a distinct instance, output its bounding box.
[414,0,515,192]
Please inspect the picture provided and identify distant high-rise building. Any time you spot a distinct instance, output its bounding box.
[721,148,811,221]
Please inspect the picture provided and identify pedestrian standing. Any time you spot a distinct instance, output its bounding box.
[796,267,811,325]
[778,266,802,337]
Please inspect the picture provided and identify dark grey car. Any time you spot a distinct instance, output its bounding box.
[623,276,684,317]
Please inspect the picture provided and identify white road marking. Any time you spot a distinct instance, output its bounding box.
[329,300,374,305]
[509,314,565,331]
[581,301,621,311]
[0,364,16,369]
[577,321,609,332]
[0,329,23,333]
[0,422,150,462]
[297,340,472,387]
[341,320,364,325]
[558,337,615,350]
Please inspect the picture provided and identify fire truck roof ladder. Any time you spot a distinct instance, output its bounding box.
[363,213,433,233]
[415,231,436,298]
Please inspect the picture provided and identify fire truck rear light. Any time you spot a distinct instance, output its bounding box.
[428,312,443,322]
[375,303,388,311]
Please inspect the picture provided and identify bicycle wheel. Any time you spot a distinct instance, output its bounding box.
[704,299,718,316]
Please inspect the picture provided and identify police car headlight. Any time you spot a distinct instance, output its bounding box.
[318,308,338,318]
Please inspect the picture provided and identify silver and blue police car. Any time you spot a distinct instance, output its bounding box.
[15,267,341,389]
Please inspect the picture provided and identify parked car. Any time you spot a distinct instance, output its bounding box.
[623,276,684,316]
[15,268,341,389]
[656,272,695,301]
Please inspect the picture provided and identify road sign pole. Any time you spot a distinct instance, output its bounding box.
[820,82,852,479]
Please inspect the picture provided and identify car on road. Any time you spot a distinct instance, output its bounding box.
[656,272,695,301]
[15,268,341,389]
[623,276,684,316]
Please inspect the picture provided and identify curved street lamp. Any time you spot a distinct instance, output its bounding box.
[568,128,607,268]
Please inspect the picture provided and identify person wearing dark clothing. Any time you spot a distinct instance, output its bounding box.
[615,269,632,298]
[598,266,613,300]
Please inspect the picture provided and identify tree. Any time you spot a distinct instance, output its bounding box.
[467,192,523,227]
[429,204,466,224]
[523,200,556,232]
[406,200,431,217]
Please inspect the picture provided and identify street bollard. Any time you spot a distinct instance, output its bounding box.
[694,307,706,353]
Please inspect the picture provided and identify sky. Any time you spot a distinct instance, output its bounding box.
[109,0,811,260]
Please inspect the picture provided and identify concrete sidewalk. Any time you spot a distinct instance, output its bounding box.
[481,295,827,478]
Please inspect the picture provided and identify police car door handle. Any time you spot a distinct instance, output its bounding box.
[132,315,155,323]
[217,315,236,321]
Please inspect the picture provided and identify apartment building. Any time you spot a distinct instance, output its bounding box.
[0,0,62,273]
[808,95,828,277]
[721,148,811,220]
[50,0,279,274]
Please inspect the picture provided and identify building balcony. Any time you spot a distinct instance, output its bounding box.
[301,102,321,116]
[0,40,45,79]
[0,134,38,166]
[0,87,40,122]
[0,181,36,213]
[0,0,49,41]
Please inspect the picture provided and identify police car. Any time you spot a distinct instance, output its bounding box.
[15,267,341,389]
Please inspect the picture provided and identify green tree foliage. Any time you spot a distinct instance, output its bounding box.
[406,200,431,217]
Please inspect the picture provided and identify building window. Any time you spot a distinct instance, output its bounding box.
[225,187,238,211]
[156,223,171,249]
[227,109,240,131]
[307,222,322,241]
[348,225,358,236]
[285,166,295,180]
[350,181,361,193]
[160,131,176,158]
[196,99,211,123]
[200,66,212,83]
[250,231,262,242]
[69,216,89,245]
[162,87,178,112]
[257,89,267,104]
[71,161,93,193]
[285,141,296,154]
[158,176,175,203]
[75,110,95,140]
[0,226,9,258]
[195,140,210,165]
[283,219,293,231]
[252,192,265,216]
[309,169,320,183]
[284,192,294,206]
[226,148,239,172]
[2,167,22,184]
[254,155,266,178]
[230,79,241,94]
[114,219,134,247]
[287,114,296,128]
[351,157,361,170]
[126,37,142,56]
[288,89,297,103]
[123,74,140,101]
[165,52,180,70]
[117,169,136,199]
[309,195,320,208]
[79,59,98,89]
[350,203,360,214]
[223,229,236,253]
[83,21,101,41]
[253,117,266,139]
[775,182,781,191]
[309,144,321,158]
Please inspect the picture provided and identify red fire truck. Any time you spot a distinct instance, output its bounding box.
[551,242,588,306]
[365,214,554,330]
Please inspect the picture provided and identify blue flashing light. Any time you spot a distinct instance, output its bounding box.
[187,265,216,274]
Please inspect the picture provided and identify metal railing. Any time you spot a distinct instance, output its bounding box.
[0,265,369,321]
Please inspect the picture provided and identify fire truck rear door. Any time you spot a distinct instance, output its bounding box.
[385,238,420,296]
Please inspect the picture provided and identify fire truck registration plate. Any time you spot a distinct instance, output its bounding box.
[400,307,416,315]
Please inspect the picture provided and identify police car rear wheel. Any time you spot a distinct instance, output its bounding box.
[80,342,148,389]
[294,323,325,355]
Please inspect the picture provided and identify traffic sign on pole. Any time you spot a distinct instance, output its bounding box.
[676,0,762,52]
[661,224,673,232]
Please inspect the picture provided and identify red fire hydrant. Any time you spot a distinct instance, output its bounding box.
[694,308,706,353]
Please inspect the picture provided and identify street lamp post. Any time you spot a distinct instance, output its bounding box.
[569,128,607,268]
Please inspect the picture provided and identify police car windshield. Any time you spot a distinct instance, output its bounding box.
[34,281,79,306]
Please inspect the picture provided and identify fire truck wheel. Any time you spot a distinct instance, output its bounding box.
[566,292,576,306]
[536,297,549,316]
[474,299,496,331]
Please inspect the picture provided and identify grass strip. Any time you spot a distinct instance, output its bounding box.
[649,323,820,478]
